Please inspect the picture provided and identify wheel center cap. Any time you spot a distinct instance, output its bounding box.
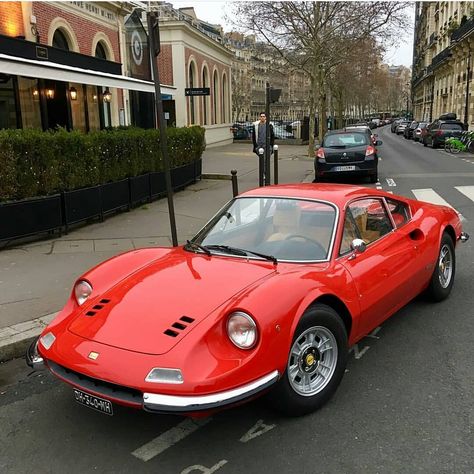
[301,347,320,373]
[306,354,315,366]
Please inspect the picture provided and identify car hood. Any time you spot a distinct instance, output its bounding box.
[68,249,277,355]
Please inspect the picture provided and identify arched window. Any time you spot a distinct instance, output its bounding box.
[202,66,209,125]
[189,61,196,124]
[52,29,70,50]
[213,70,219,124]
[95,42,107,60]
[222,73,228,123]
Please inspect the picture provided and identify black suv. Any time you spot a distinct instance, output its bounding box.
[422,114,466,148]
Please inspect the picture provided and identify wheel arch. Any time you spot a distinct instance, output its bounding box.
[308,294,353,339]
[442,224,456,246]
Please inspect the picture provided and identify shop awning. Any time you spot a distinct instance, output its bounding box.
[0,53,175,96]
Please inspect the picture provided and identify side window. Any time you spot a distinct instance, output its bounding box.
[340,212,360,255]
[386,198,410,228]
[347,199,392,245]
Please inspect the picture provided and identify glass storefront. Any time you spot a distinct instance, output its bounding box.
[86,85,100,131]
[70,82,86,132]
[0,74,18,129]
[17,77,41,129]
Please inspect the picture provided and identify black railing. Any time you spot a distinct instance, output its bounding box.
[431,48,452,69]
[451,17,474,43]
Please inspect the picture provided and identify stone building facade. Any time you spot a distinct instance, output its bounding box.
[412,1,474,126]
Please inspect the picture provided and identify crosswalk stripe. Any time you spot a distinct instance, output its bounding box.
[455,185,474,201]
[411,188,465,221]
[411,188,454,208]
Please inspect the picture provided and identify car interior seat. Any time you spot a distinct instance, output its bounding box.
[267,203,301,241]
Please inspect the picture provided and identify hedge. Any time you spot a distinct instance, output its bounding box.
[0,126,206,202]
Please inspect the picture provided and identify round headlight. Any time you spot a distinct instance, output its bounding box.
[227,312,258,349]
[74,280,93,306]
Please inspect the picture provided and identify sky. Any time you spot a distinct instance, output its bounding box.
[169,1,414,68]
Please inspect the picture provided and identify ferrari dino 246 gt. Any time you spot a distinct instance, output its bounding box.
[28,184,468,416]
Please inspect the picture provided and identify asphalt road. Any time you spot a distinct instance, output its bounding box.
[1,128,474,473]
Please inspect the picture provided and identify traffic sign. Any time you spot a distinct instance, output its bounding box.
[185,88,210,96]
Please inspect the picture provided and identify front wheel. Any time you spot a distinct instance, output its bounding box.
[269,304,348,416]
[427,233,455,302]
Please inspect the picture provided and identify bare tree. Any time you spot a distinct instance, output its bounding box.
[231,1,410,154]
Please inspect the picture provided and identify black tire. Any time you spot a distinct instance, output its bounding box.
[427,233,455,302]
[423,139,428,147]
[269,304,348,416]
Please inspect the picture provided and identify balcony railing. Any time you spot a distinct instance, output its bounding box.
[451,17,474,43]
[431,48,452,69]
[428,32,438,47]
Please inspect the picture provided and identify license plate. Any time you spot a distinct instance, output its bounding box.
[333,165,356,172]
[73,389,113,415]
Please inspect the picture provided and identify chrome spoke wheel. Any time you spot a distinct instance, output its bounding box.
[438,244,453,289]
[288,326,338,396]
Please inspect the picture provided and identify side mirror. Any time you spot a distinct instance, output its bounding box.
[376,140,383,146]
[351,238,367,254]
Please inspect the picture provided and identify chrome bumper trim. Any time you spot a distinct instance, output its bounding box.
[143,370,279,413]
[459,232,470,243]
[25,337,45,370]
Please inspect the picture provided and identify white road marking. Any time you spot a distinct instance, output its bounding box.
[240,419,276,443]
[132,418,212,462]
[350,344,370,360]
[455,186,474,202]
[386,178,396,187]
[366,326,382,339]
[181,460,228,474]
[376,186,382,190]
[412,188,465,221]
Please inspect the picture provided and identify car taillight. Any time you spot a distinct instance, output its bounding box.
[317,147,325,159]
[436,130,443,136]
[366,145,375,156]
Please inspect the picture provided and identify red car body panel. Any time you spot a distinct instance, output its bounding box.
[36,183,464,413]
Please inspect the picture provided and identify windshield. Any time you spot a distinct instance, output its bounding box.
[323,132,368,148]
[190,197,337,262]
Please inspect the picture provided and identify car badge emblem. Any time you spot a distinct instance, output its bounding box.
[342,152,349,160]
[88,351,99,360]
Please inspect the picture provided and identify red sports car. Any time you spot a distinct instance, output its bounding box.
[28,184,468,417]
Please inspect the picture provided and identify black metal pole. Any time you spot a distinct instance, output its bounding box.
[147,11,178,246]
[273,145,279,185]
[231,169,238,197]
[464,51,471,128]
[265,82,271,186]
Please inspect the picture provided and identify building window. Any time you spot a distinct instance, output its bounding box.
[87,85,100,131]
[213,70,219,124]
[95,42,107,60]
[18,77,41,129]
[52,29,70,50]
[202,67,209,125]
[189,61,196,124]
[0,74,18,129]
[70,82,86,132]
[222,73,228,123]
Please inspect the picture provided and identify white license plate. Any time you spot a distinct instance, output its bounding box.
[333,165,356,172]
[73,389,113,415]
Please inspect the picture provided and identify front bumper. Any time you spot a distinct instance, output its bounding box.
[143,370,280,413]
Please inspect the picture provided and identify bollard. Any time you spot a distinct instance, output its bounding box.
[273,144,279,185]
[264,149,271,186]
[231,169,238,197]
[258,147,264,187]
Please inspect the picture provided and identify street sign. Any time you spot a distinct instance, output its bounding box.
[185,88,210,96]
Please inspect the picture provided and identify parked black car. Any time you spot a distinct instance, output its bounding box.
[314,130,382,183]
[230,123,252,140]
[403,121,419,139]
[422,115,466,148]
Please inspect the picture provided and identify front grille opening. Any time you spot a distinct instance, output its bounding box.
[93,305,103,310]
[86,311,96,316]
[48,361,142,404]
[180,316,194,323]
[172,322,186,330]
[164,329,179,337]
[100,299,111,304]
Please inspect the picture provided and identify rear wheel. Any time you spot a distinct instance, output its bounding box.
[427,233,455,302]
[269,304,348,416]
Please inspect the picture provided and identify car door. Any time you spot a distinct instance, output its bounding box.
[338,198,419,338]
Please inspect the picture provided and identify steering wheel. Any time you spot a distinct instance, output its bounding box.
[284,234,327,256]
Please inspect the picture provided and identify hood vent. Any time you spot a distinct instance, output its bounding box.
[85,298,111,317]
[164,315,195,338]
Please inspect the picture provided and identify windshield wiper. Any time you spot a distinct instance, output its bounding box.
[206,245,277,265]
[185,240,211,256]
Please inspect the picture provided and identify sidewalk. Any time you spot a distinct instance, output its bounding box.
[0,142,314,362]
